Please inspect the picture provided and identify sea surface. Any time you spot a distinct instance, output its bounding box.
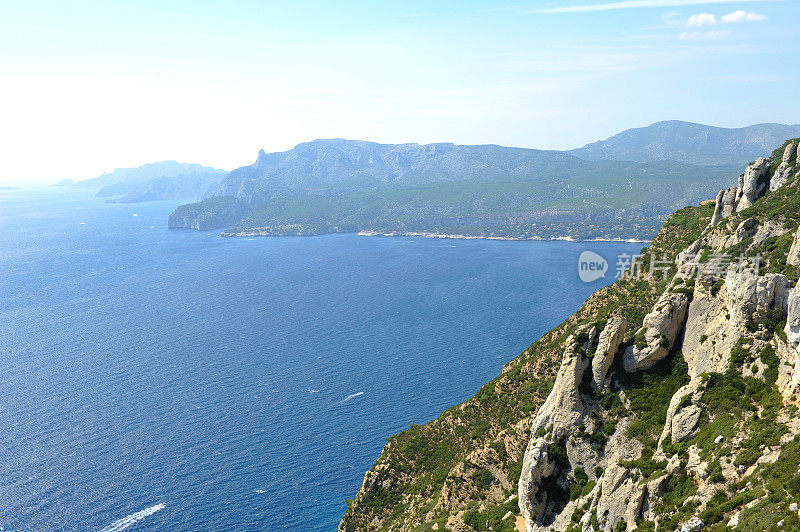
[0,188,643,531]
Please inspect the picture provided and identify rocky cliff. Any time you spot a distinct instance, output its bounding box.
[341,138,800,531]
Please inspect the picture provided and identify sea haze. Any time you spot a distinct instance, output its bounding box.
[0,188,642,530]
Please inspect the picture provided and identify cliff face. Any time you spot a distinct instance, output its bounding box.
[342,138,800,531]
[167,196,249,230]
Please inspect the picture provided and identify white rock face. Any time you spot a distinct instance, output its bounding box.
[519,331,595,528]
[737,157,771,211]
[682,275,737,377]
[640,475,669,521]
[623,289,689,372]
[672,405,702,443]
[725,268,789,323]
[655,382,702,459]
[592,317,627,387]
[778,286,800,403]
[710,157,774,226]
[680,516,705,531]
[528,331,594,442]
[788,227,800,267]
[518,439,555,529]
[771,141,797,191]
[709,190,727,226]
[787,286,800,350]
[592,464,644,532]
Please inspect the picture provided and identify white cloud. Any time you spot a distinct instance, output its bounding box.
[685,9,766,27]
[687,13,717,26]
[533,0,771,14]
[721,10,767,22]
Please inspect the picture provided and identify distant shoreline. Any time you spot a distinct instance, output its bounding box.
[356,230,649,243]
[220,227,649,243]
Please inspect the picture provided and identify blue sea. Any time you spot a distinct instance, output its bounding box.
[0,188,643,531]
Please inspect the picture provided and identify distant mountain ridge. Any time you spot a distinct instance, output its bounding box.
[569,120,800,165]
[168,133,744,239]
[213,139,608,204]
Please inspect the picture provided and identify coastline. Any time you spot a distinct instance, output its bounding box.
[357,230,649,243]
[219,227,649,243]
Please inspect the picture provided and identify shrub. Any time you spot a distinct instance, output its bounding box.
[547,442,568,465]
[760,345,779,384]
[471,469,494,490]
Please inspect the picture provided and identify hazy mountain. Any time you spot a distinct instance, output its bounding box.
[106,171,227,203]
[569,120,800,165]
[55,161,226,203]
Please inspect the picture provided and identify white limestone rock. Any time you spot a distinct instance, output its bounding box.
[520,330,597,529]
[672,405,702,443]
[518,439,555,528]
[788,227,800,267]
[592,316,627,387]
[709,187,738,226]
[623,289,689,372]
[736,157,771,211]
[787,285,800,350]
[724,268,789,324]
[680,516,705,531]
[641,475,669,521]
[593,464,643,532]
[528,331,594,442]
[771,141,797,191]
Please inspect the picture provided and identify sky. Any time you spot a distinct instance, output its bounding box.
[0,0,798,185]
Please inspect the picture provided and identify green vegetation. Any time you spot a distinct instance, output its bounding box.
[620,352,690,454]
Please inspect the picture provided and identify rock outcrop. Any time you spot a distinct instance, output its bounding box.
[771,140,798,191]
[788,227,800,267]
[528,330,596,441]
[709,157,772,226]
[592,317,627,387]
[786,285,800,350]
[622,289,688,372]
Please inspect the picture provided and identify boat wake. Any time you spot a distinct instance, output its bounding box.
[99,503,165,532]
[339,391,364,404]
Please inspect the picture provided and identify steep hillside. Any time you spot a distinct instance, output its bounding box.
[570,121,800,166]
[169,139,734,240]
[341,138,800,531]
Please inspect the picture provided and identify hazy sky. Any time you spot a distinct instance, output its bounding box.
[1,0,798,185]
